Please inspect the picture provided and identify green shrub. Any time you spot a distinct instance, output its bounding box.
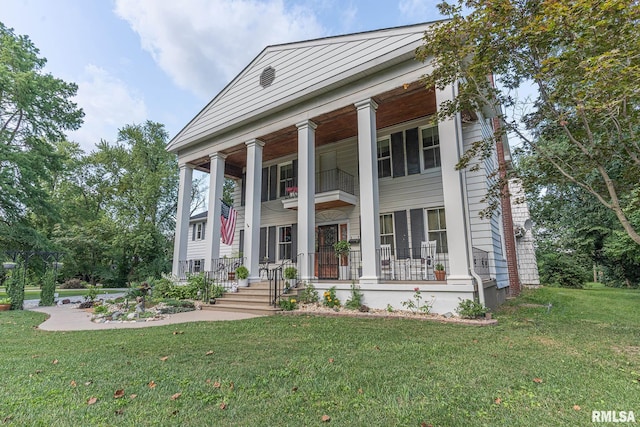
[235,266,249,280]
[283,267,297,280]
[538,252,589,288]
[322,286,340,308]
[39,269,57,307]
[455,298,488,319]
[345,283,364,310]
[279,297,298,311]
[186,273,207,298]
[93,304,109,314]
[299,283,319,303]
[152,277,175,298]
[210,284,226,299]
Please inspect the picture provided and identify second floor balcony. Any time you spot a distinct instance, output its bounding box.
[282,168,356,211]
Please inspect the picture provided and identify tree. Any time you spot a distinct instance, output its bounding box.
[0,22,84,249]
[417,0,640,245]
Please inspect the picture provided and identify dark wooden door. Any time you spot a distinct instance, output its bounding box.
[317,224,339,279]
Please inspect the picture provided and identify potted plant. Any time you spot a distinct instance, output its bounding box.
[235,265,249,287]
[333,240,351,280]
[434,263,446,281]
[283,266,297,291]
[0,297,11,311]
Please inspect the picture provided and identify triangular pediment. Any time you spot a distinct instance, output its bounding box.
[167,22,440,152]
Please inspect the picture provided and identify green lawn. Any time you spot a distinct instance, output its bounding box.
[0,287,124,301]
[1,287,638,426]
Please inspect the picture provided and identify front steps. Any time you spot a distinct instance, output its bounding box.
[201,281,281,316]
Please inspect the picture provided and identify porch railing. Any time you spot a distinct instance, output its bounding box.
[204,257,245,291]
[376,247,449,281]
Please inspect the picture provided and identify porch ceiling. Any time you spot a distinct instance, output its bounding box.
[193,83,436,178]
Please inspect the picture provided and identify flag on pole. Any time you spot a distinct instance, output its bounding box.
[220,200,237,245]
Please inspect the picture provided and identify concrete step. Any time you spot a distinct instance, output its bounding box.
[222,292,271,301]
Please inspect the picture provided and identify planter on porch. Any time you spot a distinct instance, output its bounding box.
[434,264,446,281]
[339,266,350,280]
[236,266,249,287]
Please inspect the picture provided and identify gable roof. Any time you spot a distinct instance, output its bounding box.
[167,22,441,153]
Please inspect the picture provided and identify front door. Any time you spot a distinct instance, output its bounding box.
[317,224,339,279]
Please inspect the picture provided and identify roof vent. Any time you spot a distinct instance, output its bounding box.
[260,66,275,88]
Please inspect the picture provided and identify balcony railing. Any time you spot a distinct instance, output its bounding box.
[282,168,355,198]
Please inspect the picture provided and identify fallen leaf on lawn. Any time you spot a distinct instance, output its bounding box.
[114,389,125,399]
[170,393,181,400]
[34,370,42,374]
[87,397,98,405]
[160,356,169,362]
[420,423,433,427]
[206,379,211,384]
[70,380,77,387]
[206,350,214,356]
[3,416,13,423]
[495,398,502,405]
[473,339,478,343]
[374,345,380,350]
[292,386,298,392]
[172,331,184,335]
[171,410,179,416]
[321,414,331,422]
[573,405,581,411]
[130,394,137,399]
[148,380,157,389]
[84,381,92,386]
[328,358,334,363]
[32,355,39,359]
[52,359,59,365]
[213,381,221,388]
[219,402,227,410]
[533,378,543,383]
[229,381,234,390]
[115,409,124,415]
[358,388,363,394]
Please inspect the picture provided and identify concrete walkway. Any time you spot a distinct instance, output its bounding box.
[29,305,262,331]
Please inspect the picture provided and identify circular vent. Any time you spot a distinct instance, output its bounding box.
[260,66,275,88]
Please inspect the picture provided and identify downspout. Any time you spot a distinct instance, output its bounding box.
[450,85,485,305]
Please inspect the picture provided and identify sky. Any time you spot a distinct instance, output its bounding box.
[1,0,446,154]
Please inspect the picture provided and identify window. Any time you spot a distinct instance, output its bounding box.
[196,223,203,240]
[279,163,295,197]
[377,138,391,178]
[193,259,202,273]
[426,208,447,253]
[278,226,292,260]
[421,126,441,169]
[379,213,395,252]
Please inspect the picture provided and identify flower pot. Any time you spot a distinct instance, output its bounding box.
[237,278,249,287]
[339,266,350,280]
[434,270,446,281]
[227,272,235,281]
[0,304,11,311]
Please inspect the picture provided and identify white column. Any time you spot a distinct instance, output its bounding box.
[296,120,317,281]
[436,85,473,285]
[172,163,193,277]
[355,98,381,284]
[244,139,265,282]
[205,153,226,271]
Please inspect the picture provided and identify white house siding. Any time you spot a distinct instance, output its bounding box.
[170,25,431,150]
[462,120,509,288]
[186,218,233,264]
[509,179,540,285]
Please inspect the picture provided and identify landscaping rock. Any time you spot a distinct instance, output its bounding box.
[62,299,71,305]
[127,313,136,320]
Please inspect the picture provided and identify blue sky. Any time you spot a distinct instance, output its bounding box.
[1,0,445,153]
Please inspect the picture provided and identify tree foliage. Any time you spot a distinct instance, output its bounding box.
[417,0,640,245]
[0,22,83,245]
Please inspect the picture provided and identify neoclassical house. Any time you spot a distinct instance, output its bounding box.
[168,22,526,313]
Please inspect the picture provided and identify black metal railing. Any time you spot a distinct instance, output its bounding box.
[205,257,245,291]
[316,168,355,195]
[281,169,356,199]
[376,247,449,281]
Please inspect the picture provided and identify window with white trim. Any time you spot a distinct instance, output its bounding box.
[379,213,395,252]
[421,126,441,170]
[278,225,292,260]
[377,138,391,178]
[193,259,202,273]
[279,162,294,198]
[426,208,447,253]
[196,223,203,240]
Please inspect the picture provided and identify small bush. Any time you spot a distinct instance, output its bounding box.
[345,283,364,310]
[93,305,109,314]
[60,278,87,289]
[152,277,175,298]
[456,298,488,319]
[322,286,340,309]
[279,297,298,311]
[210,284,226,299]
[299,283,319,303]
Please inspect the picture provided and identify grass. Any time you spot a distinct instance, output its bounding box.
[0,287,124,301]
[0,287,638,426]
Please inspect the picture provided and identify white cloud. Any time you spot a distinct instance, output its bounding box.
[69,65,148,153]
[398,0,440,20]
[114,0,326,100]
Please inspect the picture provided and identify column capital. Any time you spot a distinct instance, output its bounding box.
[354,98,379,111]
[295,120,318,130]
[178,162,194,170]
[245,139,265,148]
[209,152,227,160]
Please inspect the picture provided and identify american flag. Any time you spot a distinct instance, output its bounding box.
[220,201,237,245]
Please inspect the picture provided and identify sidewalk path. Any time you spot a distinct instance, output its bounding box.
[29,305,262,331]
